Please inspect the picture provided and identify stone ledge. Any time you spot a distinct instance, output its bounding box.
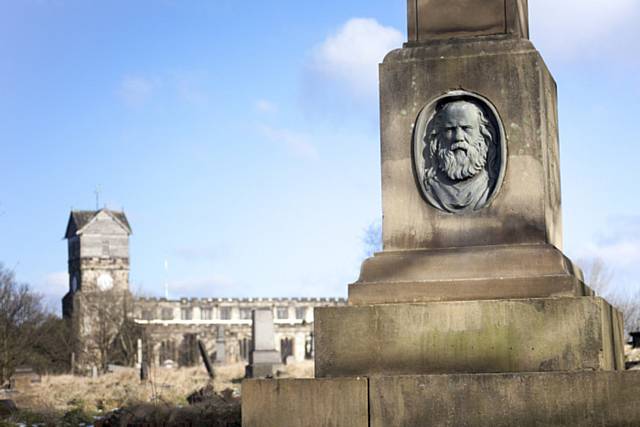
[349,275,590,305]
[241,372,640,427]
[316,297,624,378]
[241,378,368,427]
[370,371,640,427]
[351,244,589,306]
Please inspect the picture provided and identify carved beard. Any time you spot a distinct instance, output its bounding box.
[437,134,488,181]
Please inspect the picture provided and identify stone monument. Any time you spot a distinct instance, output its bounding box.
[214,326,226,364]
[245,309,280,378]
[242,1,640,425]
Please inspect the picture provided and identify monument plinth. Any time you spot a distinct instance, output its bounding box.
[242,1,640,425]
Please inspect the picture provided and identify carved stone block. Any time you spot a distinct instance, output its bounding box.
[380,38,561,252]
[369,372,640,427]
[315,297,625,378]
[407,0,529,43]
[241,378,368,427]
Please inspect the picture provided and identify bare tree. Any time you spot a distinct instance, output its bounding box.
[581,257,640,334]
[362,220,382,258]
[582,258,615,296]
[0,264,47,384]
[77,290,143,371]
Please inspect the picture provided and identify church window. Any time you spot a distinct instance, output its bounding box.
[276,306,289,319]
[161,308,174,320]
[101,240,110,257]
[240,308,252,319]
[201,307,212,320]
[295,307,307,320]
[220,307,232,320]
[142,310,154,320]
[181,308,193,321]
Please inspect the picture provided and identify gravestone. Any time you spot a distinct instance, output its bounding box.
[214,326,226,364]
[242,1,640,425]
[9,367,39,391]
[245,309,280,378]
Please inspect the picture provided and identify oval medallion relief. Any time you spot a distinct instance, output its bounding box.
[413,91,507,214]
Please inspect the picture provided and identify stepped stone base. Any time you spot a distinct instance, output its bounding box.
[242,378,368,427]
[242,372,640,427]
[315,297,625,378]
[350,244,591,305]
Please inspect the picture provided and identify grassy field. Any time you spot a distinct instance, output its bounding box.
[2,361,314,426]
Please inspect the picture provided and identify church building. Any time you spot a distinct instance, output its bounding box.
[62,209,345,371]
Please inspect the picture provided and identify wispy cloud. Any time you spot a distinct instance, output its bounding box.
[258,124,318,159]
[167,274,237,298]
[309,18,402,100]
[118,75,155,107]
[172,70,210,107]
[254,99,278,114]
[43,271,68,294]
[173,246,219,262]
[530,0,640,60]
[575,215,640,293]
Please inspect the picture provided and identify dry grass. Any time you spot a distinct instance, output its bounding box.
[4,361,313,424]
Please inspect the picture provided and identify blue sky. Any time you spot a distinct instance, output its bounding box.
[1,0,639,312]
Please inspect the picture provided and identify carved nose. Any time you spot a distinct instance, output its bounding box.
[454,127,464,141]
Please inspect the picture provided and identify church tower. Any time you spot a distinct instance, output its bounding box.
[62,208,133,371]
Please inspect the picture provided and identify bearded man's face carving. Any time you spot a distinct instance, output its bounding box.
[433,102,488,181]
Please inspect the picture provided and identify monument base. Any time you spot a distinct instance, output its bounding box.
[242,371,640,427]
[246,349,281,378]
[315,297,625,377]
[350,244,591,305]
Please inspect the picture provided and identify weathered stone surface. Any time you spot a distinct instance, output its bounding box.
[349,275,589,305]
[315,297,624,378]
[350,244,590,304]
[369,371,640,427]
[380,38,561,252]
[408,0,529,43]
[241,378,368,427]
[246,309,281,378]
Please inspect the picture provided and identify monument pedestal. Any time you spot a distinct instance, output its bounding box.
[243,371,640,427]
[315,297,625,378]
[349,244,592,305]
[241,1,640,424]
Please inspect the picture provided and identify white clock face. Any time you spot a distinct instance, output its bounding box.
[97,273,114,291]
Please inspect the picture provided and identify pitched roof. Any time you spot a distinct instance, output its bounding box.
[64,209,132,239]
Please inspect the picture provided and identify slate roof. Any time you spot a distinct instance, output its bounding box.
[64,209,132,238]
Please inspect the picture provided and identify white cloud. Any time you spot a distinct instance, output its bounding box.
[118,76,154,107]
[310,18,403,99]
[574,216,640,293]
[167,275,236,298]
[43,271,68,294]
[530,0,640,58]
[172,71,210,107]
[255,99,278,114]
[173,246,219,262]
[258,125,318,159]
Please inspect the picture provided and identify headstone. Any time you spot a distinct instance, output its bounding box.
[214,326,226,364]
[10,367,39,391]
[242,1,640,425]
[140,362,149,381]
[631,331,640,349]
[197,339,215,379]
[136,338,143,369]
[245,309,280,378]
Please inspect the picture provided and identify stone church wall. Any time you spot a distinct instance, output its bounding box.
[133,297,345,367]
